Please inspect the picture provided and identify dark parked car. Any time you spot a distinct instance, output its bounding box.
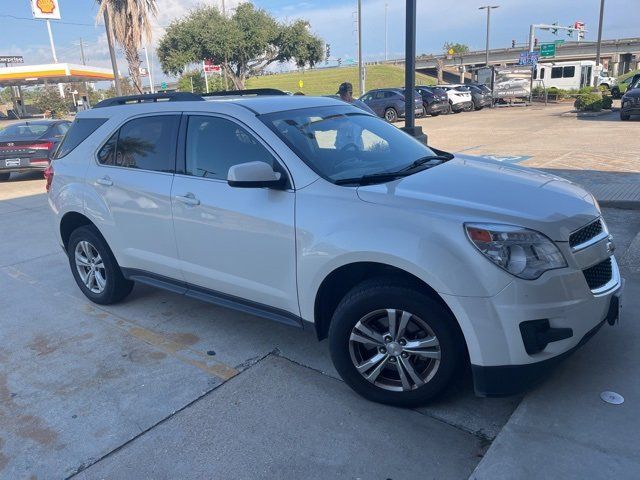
[0,120,70,181]
[359,88,424,122]
[620,73,640,121]
[416,86,450,116]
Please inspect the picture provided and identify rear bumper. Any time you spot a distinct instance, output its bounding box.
[0,164,48,174]
[451,101,473,111]
[426,102,449,114]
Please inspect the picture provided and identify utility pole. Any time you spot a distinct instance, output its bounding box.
[357,0,364,96]
[78,37,90,105]
[222,0,229,90]
[384,2,388,61]
[479,6,499,66]
[402,0,426,144]
[595,0,605,66]
[103,9,122,96]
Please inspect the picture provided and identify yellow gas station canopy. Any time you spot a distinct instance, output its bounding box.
[0,63,114,87]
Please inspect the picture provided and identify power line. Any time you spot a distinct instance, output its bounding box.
[0,14,171,28]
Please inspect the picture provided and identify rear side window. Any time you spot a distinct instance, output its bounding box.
[56,118,107,158]
[97,115,179,173]
[563,66,575,78]
[551,67,563,79]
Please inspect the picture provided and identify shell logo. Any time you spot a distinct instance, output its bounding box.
[36,0,56,14]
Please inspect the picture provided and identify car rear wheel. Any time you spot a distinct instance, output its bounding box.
[620,112,630,121]
[384,107,398,123]
[0,173,10,182]
[611,87,620,99]
[328,278,463,407]
[67,225,134,305]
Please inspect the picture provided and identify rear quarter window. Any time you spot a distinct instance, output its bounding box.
[55,118,108,159]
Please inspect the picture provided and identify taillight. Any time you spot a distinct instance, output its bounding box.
[44,164,54,192]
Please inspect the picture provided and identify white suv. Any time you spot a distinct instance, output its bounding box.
[48,92,622,406]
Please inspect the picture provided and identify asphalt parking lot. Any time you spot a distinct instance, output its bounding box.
[1,104,639,479]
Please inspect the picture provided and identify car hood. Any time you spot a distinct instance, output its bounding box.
[356,155,599,241]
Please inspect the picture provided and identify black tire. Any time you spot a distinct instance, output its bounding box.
[0,172,10,182]
[328,278,464,407]
[430,112,440,117]
[67,225,134,305]
[384,107,398,123]
[620,112,630,121]
[611,87,620,99]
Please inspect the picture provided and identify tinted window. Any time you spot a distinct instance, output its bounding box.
[107,115,179,172]
[540,68,546,79]
[54,123,70,136]
[56,118,107,158]
[0,124,49,138]
[551,67,563,79]
[97,132,117,166]
[185,116,276,181]
[563,66,575,78]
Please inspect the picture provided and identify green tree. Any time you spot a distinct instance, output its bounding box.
[443,42,470,55]
[177,70,207,93]
[157,3,324,89]
[32,87,70,118]
[97,0,158,94]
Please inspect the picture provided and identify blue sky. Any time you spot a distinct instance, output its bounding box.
[0,0,637,82]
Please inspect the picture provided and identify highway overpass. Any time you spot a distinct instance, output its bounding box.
[388,37,640,77]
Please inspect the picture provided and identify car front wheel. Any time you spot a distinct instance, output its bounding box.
[384,107,398,123]
[67,225,134,305]
[329,278,463,407]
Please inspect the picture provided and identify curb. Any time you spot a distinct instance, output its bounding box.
[560,109,616,117]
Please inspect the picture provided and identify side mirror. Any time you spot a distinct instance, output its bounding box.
[227,161,287,189]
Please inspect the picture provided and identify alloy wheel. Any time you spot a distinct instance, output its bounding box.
[348,308,441,392]
[75,240,107,294]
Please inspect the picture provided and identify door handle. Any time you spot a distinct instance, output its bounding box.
[96,176,113,187]
[174,193,200,206]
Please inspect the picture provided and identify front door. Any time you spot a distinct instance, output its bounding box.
[171,114,298,316]
[87,114,182,280]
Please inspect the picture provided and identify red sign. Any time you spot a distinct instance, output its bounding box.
[203,60,221,73]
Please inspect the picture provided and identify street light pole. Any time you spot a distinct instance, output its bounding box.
[479,6,499,66]
[401,0,426,143]
[595,0,605,66]
[357,0,364,96]
[384,2,388,61]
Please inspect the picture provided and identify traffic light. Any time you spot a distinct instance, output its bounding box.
[551,22,558,35]
[325,43,331,60]
[337,58,342,66]
[511,39,516,48]
[534,38,538,47]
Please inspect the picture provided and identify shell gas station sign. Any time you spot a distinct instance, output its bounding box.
[31,0,61,20]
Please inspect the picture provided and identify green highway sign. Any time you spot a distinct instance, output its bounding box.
[161,82,167,90]
[540,43,556,57]
[554,39,565,46]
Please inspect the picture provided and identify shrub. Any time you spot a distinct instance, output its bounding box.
[574,93,603,112]
[32,86,70,118]
[601,95,613,109]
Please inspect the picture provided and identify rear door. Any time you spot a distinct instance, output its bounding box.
[86,114,183,280]
[170,114,298,315]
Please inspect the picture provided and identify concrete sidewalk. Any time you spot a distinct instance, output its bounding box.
[544,169,640,210]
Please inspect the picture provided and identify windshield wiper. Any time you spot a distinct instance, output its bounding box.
[334,153,453,186]
[334,172,411,185]
[397,154,453,172]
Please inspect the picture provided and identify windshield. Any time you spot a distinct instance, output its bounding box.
[0,124,49,138]
[261,105,439,183]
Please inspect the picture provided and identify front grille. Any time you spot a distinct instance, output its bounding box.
[583,258,613,290]
[569,219,603,248]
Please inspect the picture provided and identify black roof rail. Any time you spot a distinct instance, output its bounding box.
[202,88,288,97]
[93,92,204,108]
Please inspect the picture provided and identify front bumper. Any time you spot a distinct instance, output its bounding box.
[621,104,640,116]
[441,254,622,396]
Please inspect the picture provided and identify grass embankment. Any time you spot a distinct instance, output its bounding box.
[246,64,436,96]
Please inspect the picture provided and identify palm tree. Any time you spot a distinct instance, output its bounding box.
[97,0,157,94]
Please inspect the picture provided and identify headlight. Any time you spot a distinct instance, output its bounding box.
[465,224,567,280]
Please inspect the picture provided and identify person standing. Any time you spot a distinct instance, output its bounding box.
[337,82,376,114]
